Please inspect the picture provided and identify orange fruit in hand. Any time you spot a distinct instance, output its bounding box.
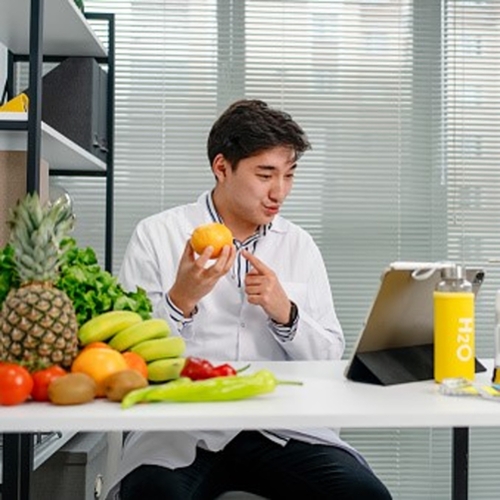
[71,347,128,397]
[122,352,148,379]
[190,222,233,258]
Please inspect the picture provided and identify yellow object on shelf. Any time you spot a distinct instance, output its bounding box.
[493,367,500,384]
[0,93,29,112]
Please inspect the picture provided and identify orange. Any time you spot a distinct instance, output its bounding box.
[190,222,233,258]
[82,341,112,351]
[71,347,128,397]
[122,352,148,379]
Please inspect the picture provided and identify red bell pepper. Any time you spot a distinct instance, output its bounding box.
[211,363,237,377]
[180,357,248,380]
[180,357,215,380]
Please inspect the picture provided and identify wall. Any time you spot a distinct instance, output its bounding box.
[0,42,6,96]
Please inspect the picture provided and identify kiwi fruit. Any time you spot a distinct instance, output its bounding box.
[103,369,148,402]
[48,373,97,405]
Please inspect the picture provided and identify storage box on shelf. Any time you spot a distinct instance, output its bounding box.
[0,432,77,483]
[25,57,109,163]
[29,432,109,500]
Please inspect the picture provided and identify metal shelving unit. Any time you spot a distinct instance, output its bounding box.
[0,0,115,271]
[0,432,77,483]
[0,1,115,498]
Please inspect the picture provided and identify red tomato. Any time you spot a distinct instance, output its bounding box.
[31,365,68,402]
[0,363,34,406]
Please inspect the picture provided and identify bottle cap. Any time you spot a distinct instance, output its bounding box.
[440,263,465,280]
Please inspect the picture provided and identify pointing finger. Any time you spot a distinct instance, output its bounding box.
[241,249,271,275]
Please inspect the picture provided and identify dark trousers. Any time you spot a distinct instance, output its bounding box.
[120,431,392,500]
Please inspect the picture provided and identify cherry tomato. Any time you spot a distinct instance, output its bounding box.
[31,365,68,402]
[0,363,34,406]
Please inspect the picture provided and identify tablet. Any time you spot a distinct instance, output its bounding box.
[343,262,486,385]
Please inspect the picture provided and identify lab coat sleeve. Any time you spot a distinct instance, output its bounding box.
[118,221,185,337]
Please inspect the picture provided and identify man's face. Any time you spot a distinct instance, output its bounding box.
[216,146,297,231]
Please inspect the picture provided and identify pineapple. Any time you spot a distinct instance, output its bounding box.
[0,193,78,368]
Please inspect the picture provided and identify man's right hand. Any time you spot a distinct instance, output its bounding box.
[168,240,236,317]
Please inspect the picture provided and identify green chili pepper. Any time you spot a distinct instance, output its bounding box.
[120,377,191,408]
[121,369,302,409]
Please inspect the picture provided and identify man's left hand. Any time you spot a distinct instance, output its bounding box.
[242,249,291,324]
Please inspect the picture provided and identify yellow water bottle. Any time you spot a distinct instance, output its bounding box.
[493,290,500,384]
[434,264,475,383]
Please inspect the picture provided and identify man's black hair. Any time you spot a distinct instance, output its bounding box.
[207,99,311,169]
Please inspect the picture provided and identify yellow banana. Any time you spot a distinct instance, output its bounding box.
[147,357,186,382]
[78,310,143,345]
[131,336,186,362]
[108,318,170,351]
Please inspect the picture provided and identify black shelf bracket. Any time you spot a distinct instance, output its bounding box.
[84,12,116,274]
[26,0,44,195]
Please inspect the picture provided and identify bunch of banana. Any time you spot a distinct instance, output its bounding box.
[146,357,186,383]
[108,318,170,351]
[78,310,143,345]
[77,311,187,382]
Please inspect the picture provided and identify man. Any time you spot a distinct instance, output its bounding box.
[108,100,392,499]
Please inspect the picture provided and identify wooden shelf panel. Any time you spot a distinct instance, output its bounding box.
[0,112,106,172]
[0,0,106,57]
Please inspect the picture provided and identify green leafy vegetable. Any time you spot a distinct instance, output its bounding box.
[0,238,152,325]
[56,238,152,325]
[0,244,20,305]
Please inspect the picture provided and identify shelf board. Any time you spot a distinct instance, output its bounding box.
[0,0,106,57]
[0,112,106,172]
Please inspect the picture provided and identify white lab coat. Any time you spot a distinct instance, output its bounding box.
[104,192,364,499]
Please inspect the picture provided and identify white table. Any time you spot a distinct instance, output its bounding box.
[1,360,499,499]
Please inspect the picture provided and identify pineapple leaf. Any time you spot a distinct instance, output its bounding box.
[8,193,74,283]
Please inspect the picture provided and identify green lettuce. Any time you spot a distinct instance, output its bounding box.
[0,244,20,306]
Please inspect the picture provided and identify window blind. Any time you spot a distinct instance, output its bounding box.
[443,1,500,497]
[54,0,500,497]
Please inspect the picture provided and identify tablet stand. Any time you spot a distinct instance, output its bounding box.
[348,343,486,386]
